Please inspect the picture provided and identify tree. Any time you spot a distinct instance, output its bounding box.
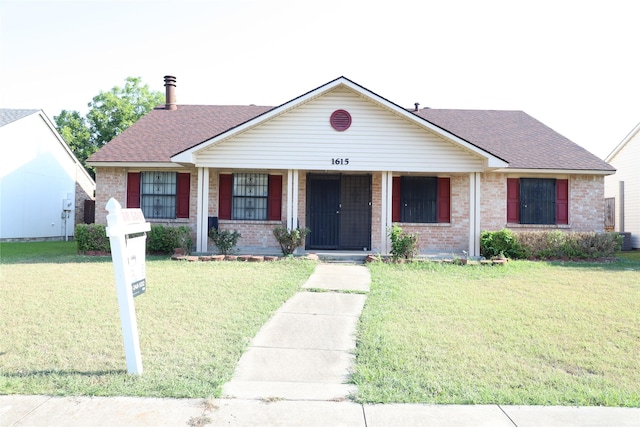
[86,76,164,148]
[55,77,164,177]
[55,110,91,166]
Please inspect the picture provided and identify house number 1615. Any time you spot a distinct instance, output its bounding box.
[332,158,349,165]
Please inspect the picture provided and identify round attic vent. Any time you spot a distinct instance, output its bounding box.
[330,109,352,131]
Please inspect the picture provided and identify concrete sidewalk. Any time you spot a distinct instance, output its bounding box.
[3,395,639,426]
[2,264,639,426]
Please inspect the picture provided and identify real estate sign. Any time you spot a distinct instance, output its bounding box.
[127,235,146,297]
[105,198,150,375]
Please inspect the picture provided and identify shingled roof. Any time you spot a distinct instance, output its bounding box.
[414,109,614,171]
[88,105,273,163]
[0,109,40,127]
[88,100,613,172]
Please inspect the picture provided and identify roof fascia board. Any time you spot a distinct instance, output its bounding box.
[88,162,181,168]
[605,121,640,162]
[171,76,508,168]
[171,77,348,164]
[339,78,509,167]
[494,168,615,175]
[39,110,96,185]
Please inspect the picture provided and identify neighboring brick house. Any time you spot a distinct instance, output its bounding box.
[605,121,640,249]
[1,109,95,241]
[87,76,615,255]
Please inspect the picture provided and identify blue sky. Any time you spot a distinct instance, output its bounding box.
[1,0,638,159]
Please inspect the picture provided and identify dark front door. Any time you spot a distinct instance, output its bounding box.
[306,174,371,250]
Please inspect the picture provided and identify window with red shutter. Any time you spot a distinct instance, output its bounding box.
[508,178,568,225]
[392,176,449,223]
[220,173,281,221]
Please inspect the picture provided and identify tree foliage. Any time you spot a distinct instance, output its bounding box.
[55,110,91,166]
[55,77,164,177]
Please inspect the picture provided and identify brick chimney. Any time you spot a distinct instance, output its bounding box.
[164,75,177,110]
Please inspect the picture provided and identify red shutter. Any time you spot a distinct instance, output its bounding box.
[392,176,401,222]
[437,177,451,223]
[176,173,190,218]
[556,179,569,224]
[506,178,520,223]
[218,174,233,220]
[126,172,141,208]
[268,175,283,220]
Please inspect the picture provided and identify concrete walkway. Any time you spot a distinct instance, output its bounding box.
[2,263,640,426]
[222,263,370,401]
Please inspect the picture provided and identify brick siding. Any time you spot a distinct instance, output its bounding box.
[95,167,607,254]
[480,173,605,232]
[397,174,470,253]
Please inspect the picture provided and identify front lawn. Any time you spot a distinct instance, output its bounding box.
[353,258,640,406]
[0,242,316,397]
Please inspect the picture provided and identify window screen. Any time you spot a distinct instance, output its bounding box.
[233,173,268,220]
[520,178,556,224]
[401,176,437,223]
[140,172,177,219]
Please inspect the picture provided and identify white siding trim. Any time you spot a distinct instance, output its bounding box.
[381,171,393,254]
[292,170,299,229]
[286,169,299,229]
[468,172,481,257]
[496,168,614,175]
[192,88,489,173]
[196,167,209,252]
[171,78,507,170]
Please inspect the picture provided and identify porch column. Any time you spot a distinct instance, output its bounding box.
[287,169,299,230]
[468,172,481,257]
[381,171,393,254]
[196,167,209,252]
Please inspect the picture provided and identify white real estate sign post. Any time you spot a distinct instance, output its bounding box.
[105,197,150,375]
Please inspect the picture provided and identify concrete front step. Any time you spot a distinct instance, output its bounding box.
[309,251,370,264]
[222,380,357,401]
[302,264,371,292]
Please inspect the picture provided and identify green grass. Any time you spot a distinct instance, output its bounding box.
[1,240,78,261]
[353,258,640,407]
[0,241,316,397]
[616,249,640,262]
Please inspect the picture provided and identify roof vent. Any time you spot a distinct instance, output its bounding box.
[414,102,420,111]
[330,109,352,131]
[164,75,177,110]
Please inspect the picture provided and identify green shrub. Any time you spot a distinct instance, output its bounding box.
[480,228,526,259]
[75,224,110,253]
[147,225,193,255]
[388,224,419,260]
[273,226,310,256]
[486,230,623,260]
[209,228,241,255]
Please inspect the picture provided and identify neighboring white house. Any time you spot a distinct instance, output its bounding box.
[605,121,640,249]
[0,109,96,241]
